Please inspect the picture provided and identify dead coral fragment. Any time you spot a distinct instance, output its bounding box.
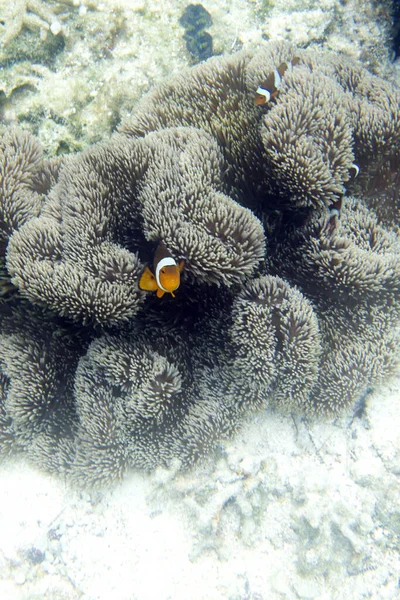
[0,0,63,46]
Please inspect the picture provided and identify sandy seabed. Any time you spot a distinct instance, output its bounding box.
[0,376,399,600]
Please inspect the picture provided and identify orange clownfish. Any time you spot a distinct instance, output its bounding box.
[254,57,300,106]
[139,243,184,299]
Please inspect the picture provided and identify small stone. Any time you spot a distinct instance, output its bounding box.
[293,577,322,599]
[50,21,62,36]
[359,513,374,534]
[14,572,26,585]
[41,561,56,574]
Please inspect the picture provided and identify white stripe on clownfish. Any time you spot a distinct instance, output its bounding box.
[349,163,360,177]
[273,67,282,88]
[254,57,300,106]
[156,256,177,291]
[255,86,271,104]
[327,163,360,223]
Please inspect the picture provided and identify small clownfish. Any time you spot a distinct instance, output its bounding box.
[328,162,360,222]
[139,243,184,299]
[254,57,300,106]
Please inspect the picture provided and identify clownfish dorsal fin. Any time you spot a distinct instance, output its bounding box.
[153,242,170,268]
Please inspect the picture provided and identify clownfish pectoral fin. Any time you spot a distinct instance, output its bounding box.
[179,260,185,272]
[156,288,166,298]
[139,267,158,292]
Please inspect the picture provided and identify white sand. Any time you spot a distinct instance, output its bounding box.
[0,378,399,600]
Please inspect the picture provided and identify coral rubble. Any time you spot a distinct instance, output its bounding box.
[0,41,399,484]
[0,0,63,46]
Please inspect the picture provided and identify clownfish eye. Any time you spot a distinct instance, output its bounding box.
[161,268,166,274]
